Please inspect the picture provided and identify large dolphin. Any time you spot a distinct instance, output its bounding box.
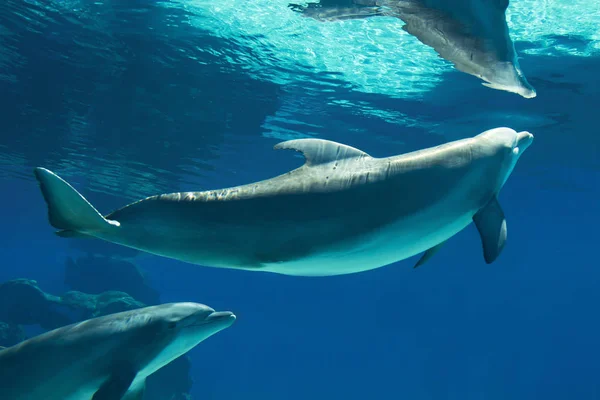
[34,127,533,276]
[288,0,536,98]
[0,302,236,400]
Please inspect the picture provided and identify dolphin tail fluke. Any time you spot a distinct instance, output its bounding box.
[33,167,120,237]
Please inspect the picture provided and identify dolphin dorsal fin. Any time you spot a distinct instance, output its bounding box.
[274,138,371,166]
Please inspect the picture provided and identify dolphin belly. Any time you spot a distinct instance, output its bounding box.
[259,204,476,276]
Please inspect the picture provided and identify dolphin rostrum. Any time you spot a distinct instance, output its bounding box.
[34,127,533,276]
[288,0,536,98]
[0,302,236,400]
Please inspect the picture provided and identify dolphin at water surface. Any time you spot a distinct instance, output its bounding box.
[0,302,235,400]
[34,127,533,276]
[289,0,536,98]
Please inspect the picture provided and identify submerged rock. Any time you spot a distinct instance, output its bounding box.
[65,255,160,305]
[0,279,145,330]
[0,279,71,330]
[61,290,145,318]
[0,322,26,347]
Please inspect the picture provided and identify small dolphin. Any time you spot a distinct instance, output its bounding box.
[34,127,533,276]
[0,302,235,400]
[289,0,536,98]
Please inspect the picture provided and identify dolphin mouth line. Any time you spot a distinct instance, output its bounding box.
[516,131,534,145]
[185,311,236,328]
[207,311,236,322]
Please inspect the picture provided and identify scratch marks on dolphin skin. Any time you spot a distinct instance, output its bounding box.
[197,188,242,202]
[156,188,243,202]
[385,162,392,178]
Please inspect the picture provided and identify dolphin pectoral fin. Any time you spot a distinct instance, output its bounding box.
[274,138,371,166]
[473,196,507,264]
[92,363,137,400]
[33,168,120,235]
[55,229,94,238]
[413,241,446,269]
[122,380,145,400]
[481,82,505,92]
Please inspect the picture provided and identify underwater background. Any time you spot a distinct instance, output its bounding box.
[0,0,599,399]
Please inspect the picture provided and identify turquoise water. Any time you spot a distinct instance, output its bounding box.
[0,0,599,399]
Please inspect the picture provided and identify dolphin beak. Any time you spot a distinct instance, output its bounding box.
[516,76,536,99]
[520,87,536,99]
[516,131,534,152]
[206,311,236,327]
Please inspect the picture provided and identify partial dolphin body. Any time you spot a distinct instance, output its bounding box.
[289,0,536,98]
[34,127,533,276]
[0,302,235,400]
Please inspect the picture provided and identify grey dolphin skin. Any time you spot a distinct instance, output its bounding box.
[34,127,533,276]
[288,0,536,98]
[0,302,236,400]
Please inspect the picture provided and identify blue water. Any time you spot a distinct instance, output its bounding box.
[1,0,599,399]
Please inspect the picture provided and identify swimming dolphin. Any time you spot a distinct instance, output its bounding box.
[34,127,533,276]
[0,302,235,400]
[288,0,536,98]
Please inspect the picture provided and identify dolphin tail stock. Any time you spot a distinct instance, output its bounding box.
[33,167,120,238]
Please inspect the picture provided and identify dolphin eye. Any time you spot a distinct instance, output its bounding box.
[167,322,177,330]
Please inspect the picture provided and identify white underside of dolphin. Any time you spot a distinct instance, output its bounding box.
[34,127,533,276]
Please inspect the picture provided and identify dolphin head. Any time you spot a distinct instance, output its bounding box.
[159,302,236,348]
[481,61,536,99]
[136,302,236,376]
[473,127,534,190]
